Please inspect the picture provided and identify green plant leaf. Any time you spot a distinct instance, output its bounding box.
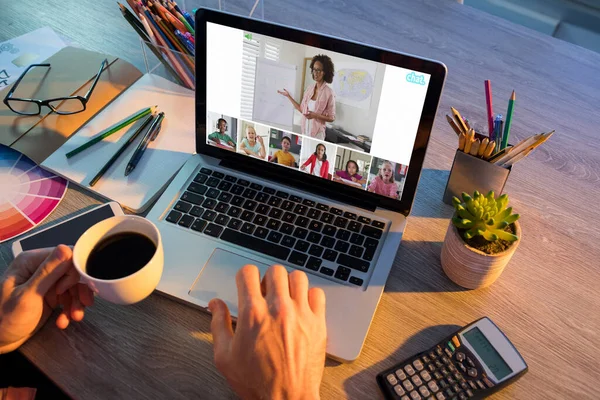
[492,230,519,242]
[504,214,520,224]
[461,193,472,203]
[482,230,498,241]
[452,217,473,229]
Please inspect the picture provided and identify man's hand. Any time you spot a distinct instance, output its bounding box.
[0,246,94,353]
[209,265,327,400]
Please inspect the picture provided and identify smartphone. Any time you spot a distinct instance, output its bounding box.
[11,202,124,257]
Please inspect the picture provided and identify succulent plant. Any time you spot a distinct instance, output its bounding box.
[451,190,520,242]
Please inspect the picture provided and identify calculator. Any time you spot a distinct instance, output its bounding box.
[376,317,527,400]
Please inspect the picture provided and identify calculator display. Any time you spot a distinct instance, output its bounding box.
[463,327,512,380]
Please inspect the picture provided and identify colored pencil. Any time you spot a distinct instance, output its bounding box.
[118,3,184,86]
[451,107,469,133]
[485,80,494,138]
[66,106,156,158]
[502,91,516,150]
[89,112,156,186]
[446,114,462,136]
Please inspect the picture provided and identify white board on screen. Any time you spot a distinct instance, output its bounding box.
[252,58,296,129]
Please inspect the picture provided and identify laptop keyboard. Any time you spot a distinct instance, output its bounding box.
[163,167,386,288]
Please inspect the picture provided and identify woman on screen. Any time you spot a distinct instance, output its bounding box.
[277,54,336,140]
[240,125,266,159]
[368,160,398,199]
[300,143,330,178]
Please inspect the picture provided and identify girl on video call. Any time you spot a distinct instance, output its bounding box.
[368,160,398,199]
[278,54,336,140]
[334,160,366,186]
[301,143,330,178]
[240,125,266,159]
[270,136,297,167]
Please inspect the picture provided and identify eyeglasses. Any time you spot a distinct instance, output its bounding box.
[3,59,108,116]
[311,68,324,74]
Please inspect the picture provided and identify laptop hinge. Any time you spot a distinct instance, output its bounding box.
[219,158,379,213]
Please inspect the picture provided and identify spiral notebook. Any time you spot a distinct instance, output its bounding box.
[41,73,195,213]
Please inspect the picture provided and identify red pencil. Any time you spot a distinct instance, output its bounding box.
[485,80,494,138]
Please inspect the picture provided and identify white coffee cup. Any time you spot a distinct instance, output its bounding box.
[73,215,163,305]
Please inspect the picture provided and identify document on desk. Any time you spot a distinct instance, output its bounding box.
[42,73,195,213]
[0,27,66,91]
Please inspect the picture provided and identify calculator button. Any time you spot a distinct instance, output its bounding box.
[460,381,469,391]
[451,336,460,348]
[396,369,407,381]
[429,351,437,360]
[439,380,449,389]
[436,346,444,356]
[466,357,476,368]
[467,368,478,378]
[455,352,466,362]
[394,384,406,396]
[419,386,431,397]
[466,389,474,397]
[434,371,443,380]
[444,348,453,358]
[413,360,424,371]
[442,356,451,365]
[445,388,454,397]
[410,390,422,400]
[447,342,455,352]
[468,381,477,390]
[476,380,486,389]
[401,396,410,400]
[454,373,464,382]
[405,365,416,376]
[458,392,468,400]
[427,364,436,372]
[441,368,450,377]
[457,363,467,373]
[420,370,431,382]
[435,392,446,400]
[435,360,444,369]
[386,373,398,385]
[448,364,457,372]
[403,380,415,391]
[411,375,422,386]
[427,381,439,393]
[483,377,494,387]
[446,376,455,384]
[452,383,461,393]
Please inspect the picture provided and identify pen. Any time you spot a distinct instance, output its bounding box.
[502,91,516,150]
[89,113,155,187]
[485,80,494,138]
[66,105,156,158]
[149,111,165,140]
[125,112,164,176]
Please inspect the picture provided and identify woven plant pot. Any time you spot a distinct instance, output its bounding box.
[440,221,521,289]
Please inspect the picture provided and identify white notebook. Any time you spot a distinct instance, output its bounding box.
[42,73,195,213]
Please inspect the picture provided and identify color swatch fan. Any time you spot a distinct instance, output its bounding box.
[0,145,68,243]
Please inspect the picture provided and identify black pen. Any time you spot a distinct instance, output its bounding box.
[89,112,155,187]
[125,112,165,176]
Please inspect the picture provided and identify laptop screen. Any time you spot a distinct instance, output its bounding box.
[204,20,440,209]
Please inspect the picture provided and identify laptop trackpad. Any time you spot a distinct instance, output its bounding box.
[188,248,290,316]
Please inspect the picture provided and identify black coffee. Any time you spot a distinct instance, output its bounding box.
[86,232,156,280]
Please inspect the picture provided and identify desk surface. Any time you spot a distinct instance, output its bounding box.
[2,0,600,399]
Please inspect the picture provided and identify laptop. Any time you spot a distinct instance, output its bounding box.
[146,8,446,362]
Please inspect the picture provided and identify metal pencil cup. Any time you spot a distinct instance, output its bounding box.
[443,150,511,204]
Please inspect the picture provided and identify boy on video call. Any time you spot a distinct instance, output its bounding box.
[208,118,236,149]
[270,136,296,167]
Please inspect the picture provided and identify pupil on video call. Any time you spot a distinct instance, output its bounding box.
[278,54,336,140]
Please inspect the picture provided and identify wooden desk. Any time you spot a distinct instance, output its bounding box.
[1,0,599,399]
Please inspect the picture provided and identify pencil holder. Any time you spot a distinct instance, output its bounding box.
[140,39,195,90]
[443,150,511,205]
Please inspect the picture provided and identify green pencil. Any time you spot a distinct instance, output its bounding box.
[66,106,157,158]
[501,91,516,150]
